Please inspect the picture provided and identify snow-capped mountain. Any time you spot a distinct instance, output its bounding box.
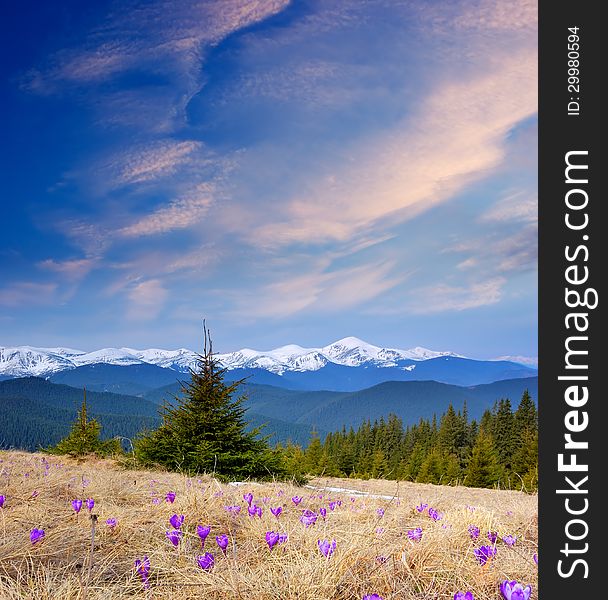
[0,337,465,379]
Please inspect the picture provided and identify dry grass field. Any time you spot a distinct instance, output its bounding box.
[0,451,537,599]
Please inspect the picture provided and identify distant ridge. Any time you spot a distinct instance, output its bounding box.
[0,338,537,386]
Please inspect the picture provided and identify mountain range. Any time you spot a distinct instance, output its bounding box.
[0,337,537,391]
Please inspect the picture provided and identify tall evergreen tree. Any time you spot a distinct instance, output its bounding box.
[464,427,502,488]
[47,389,120,457]
[135,325,286,480]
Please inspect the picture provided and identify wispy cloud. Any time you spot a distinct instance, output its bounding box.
[480,191,537,224]
[116,141,203,185]
[0,282,58,307]
[37,258,98,282]
[239,46,536,250]
[234,259,406,319]
[119,183,215,237]
[408,277,507,315]
[126,279,168,320]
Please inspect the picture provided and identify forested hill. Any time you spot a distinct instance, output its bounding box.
[0,375,537,453]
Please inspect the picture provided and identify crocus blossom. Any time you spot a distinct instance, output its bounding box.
[468,525,480,540]
[86,498,95,512]
[197,553,215,571]
[454,593,474,600]
[428,507,442,521]
[318,539,337,558]
[300,510,318,527]
[169,514,185,529]
[197,525,211,545]
[363,595,384,600]
[500,580,532,600]
[376,508,385,517]
[266,531,280,550]
[473,545,497,565]
[71,499,82,513]
[487,530,498,543]
[319,507,327,519]
[134,556,150,589]
[243,492,254,506]
[407,527,423,541]
[0,495,5,508]
[30,528,45,544]
[165,491,176,503]
[270,506,282,517]
[502,535,517,546]
[105,518,117,528]
[216,534,229,554]
[165,530,183,546]
[416,503,428,513]
[292,496,303,506]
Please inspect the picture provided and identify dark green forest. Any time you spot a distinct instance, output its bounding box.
[281,390,538,491]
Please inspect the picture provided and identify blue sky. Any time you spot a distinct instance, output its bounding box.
[0,0,537,359]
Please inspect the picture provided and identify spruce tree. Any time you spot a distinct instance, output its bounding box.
[134,325,286,480]
[464,427,502,488]
[47,389,120,457]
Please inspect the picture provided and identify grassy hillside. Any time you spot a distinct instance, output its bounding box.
[0,450,537,599]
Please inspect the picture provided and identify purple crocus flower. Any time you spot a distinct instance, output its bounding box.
[473,545,497,565]
[502,535,517,546]
[105,518,117,528]
[468,525,480,539]
[165,530,183,546]
[197,552,215,571]
[165,491,176,503]
[243,492,254,506]
[328,501,338,511]
[169,514,185,529]
[300,510,318,527]
[30,528,45,544]
[533,553,538,565]
[319,507,327,519]
[71,499,83,514]
[278,532,288,544]
[225,505,241,515]
[416,503,428,513]
[407,527,423,541]
[318,539,337,558]
[292,496,303,506]
[376,508,385,517]
[487,530,498,543]
[454,593,474,600]
[197,525,211,545]
[0,495,5,508]
[363,595,384,600]
[500,580,532,600]
[134,556,150,589]
[266,531,280,550]
[428,507,442,521]
[86,498,95,512]
[216,534,229,554]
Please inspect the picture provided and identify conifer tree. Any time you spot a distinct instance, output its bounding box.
[47,389,120,457]
[464,427,502,488]
[134,325,286,480]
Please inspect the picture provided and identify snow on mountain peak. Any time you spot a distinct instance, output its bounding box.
[0,338,471,379]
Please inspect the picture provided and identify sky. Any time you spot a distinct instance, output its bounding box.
[0,0,537,359]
